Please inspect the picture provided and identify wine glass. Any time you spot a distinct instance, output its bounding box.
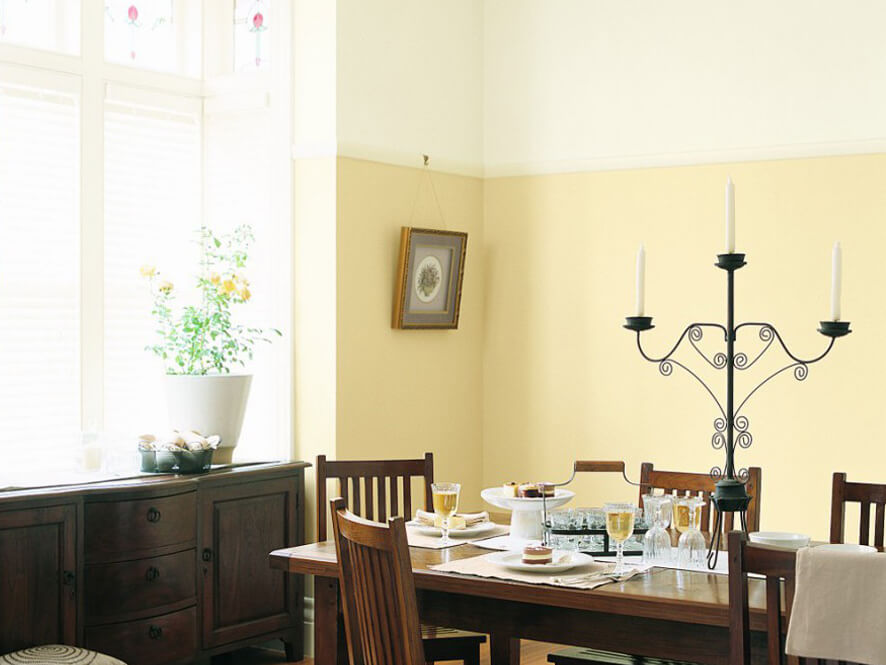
[604,502,636,575]
[641,494,673,564]
[675,496,706,568]
[431,482,460,545]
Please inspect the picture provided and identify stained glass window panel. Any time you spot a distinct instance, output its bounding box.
[234,0,270,72]
[0,0,79,53]
[104,0,177,72]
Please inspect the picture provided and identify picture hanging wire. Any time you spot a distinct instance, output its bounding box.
[408,153,447,229]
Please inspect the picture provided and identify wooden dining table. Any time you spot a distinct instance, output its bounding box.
[269,538,775,665]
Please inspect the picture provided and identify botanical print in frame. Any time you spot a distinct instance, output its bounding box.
[392,227,468,329]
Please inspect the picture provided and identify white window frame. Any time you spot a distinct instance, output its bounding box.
[0,0,293,459]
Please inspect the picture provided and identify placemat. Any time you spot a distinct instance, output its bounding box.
[406,524,510,549]
[429,551,651,589]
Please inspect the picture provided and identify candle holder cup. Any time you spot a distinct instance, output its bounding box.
[818,321,852,338]
[624,316,654,332]
[715,253,747,271]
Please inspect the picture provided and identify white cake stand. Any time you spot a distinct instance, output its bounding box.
[480,487,575,540]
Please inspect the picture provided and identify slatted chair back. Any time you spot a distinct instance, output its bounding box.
[330,497,426,665]
[316,453,434,541]
[830,472,886,547]
[728,530,800,665]
[639,462,762,535]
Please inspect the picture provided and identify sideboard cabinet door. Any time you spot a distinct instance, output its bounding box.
[199,476,300,649]
[0,503,78,653]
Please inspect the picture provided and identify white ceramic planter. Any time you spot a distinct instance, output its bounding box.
[164,374,252,464]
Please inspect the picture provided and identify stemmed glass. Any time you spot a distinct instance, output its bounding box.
[641,494,673,564]
[674,496,706,569]
[431,482,460,545]
[604,502,636,575]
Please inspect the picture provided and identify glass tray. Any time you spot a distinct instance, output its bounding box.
[543,521,650,557]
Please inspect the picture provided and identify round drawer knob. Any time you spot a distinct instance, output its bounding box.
[148,625,163,640]
[145,566,160,582]
[146,507,161,523]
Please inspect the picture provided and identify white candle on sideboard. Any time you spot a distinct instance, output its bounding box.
[725,177,735,253]
[831,242,842,321]
[635,244,646,316]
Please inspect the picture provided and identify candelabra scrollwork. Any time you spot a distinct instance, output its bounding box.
[625,251,851,569]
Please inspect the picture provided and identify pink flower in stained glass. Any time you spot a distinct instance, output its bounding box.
[128,5,139,22]
[253,12,264,29]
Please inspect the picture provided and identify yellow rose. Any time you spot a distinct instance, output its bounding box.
[240,287,251,301]
[140,265,156,278]
[209,273,221,285]
[221,279,237,294]
[158,280,174,293]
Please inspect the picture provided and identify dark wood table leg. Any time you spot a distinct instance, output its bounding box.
[489,633,520,665]
[314,576,348,665]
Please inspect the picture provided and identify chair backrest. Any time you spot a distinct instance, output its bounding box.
[728,530,798,665]
[317,453,434,541]
[830,472,886,547]
[330,497,426,665]
[639,463,762,535]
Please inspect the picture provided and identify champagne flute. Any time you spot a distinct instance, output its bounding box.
[431,482,460,545]
[604,502,636,575]
[675,496,706,569]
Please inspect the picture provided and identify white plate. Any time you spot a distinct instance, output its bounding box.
[407,520,498,538]
[480,487,575,512]
[749,531,811,550]
[486,549,593,573]
[815,543,878,554]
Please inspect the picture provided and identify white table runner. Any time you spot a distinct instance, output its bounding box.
[429,551,652,589]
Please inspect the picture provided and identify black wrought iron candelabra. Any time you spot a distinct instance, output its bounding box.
[624,252,851,568]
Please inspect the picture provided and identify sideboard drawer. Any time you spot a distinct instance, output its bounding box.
[85,548,196,623]
[85,606,197,665]
[86,492,196,562]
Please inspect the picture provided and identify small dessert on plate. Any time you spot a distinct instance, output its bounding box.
[522,544,553,565]
[517,482,555,498]
[502,481,520,497]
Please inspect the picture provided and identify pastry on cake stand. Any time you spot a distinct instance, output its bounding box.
[480,486,575,540]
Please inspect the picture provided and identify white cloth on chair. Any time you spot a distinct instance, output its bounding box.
[786,546,886,665]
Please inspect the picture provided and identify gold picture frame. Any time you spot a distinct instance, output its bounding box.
[392,227,468,329]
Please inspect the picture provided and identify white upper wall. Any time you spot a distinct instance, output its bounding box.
[336,0,484,175]
[484,0,886,175]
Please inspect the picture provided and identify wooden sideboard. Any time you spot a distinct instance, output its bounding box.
[0,461,308,665]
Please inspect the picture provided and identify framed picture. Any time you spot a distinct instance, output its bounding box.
[392,227,468,329]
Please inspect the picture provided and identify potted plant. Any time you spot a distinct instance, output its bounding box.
[142,225,280,463]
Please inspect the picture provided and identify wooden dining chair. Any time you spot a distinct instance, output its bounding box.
[829,472,886,547]
[316,454,485,664]
[639,462,763,535]
[728,530,815,665]
[330,497,426,665]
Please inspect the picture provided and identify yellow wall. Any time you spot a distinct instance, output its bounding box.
[336,157,486,510]
[483,154,886,540]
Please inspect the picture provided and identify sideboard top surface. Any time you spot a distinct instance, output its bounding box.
[0,461,310,505]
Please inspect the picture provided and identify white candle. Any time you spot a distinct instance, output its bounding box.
[831,242,842,321]
[635,244,646,316]
[725,177,735,253]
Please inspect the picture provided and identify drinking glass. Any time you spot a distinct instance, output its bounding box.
[675,496,706,569]
[641,494,672,564]
[431,482,460,545]
[604,502,636,574]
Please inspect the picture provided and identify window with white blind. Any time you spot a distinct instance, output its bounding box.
[103,92,202,440]
[0,80,80,466]
[0,1,292,473]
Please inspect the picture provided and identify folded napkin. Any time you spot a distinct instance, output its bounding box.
[414,509,489,527]
[786,547,886,665]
